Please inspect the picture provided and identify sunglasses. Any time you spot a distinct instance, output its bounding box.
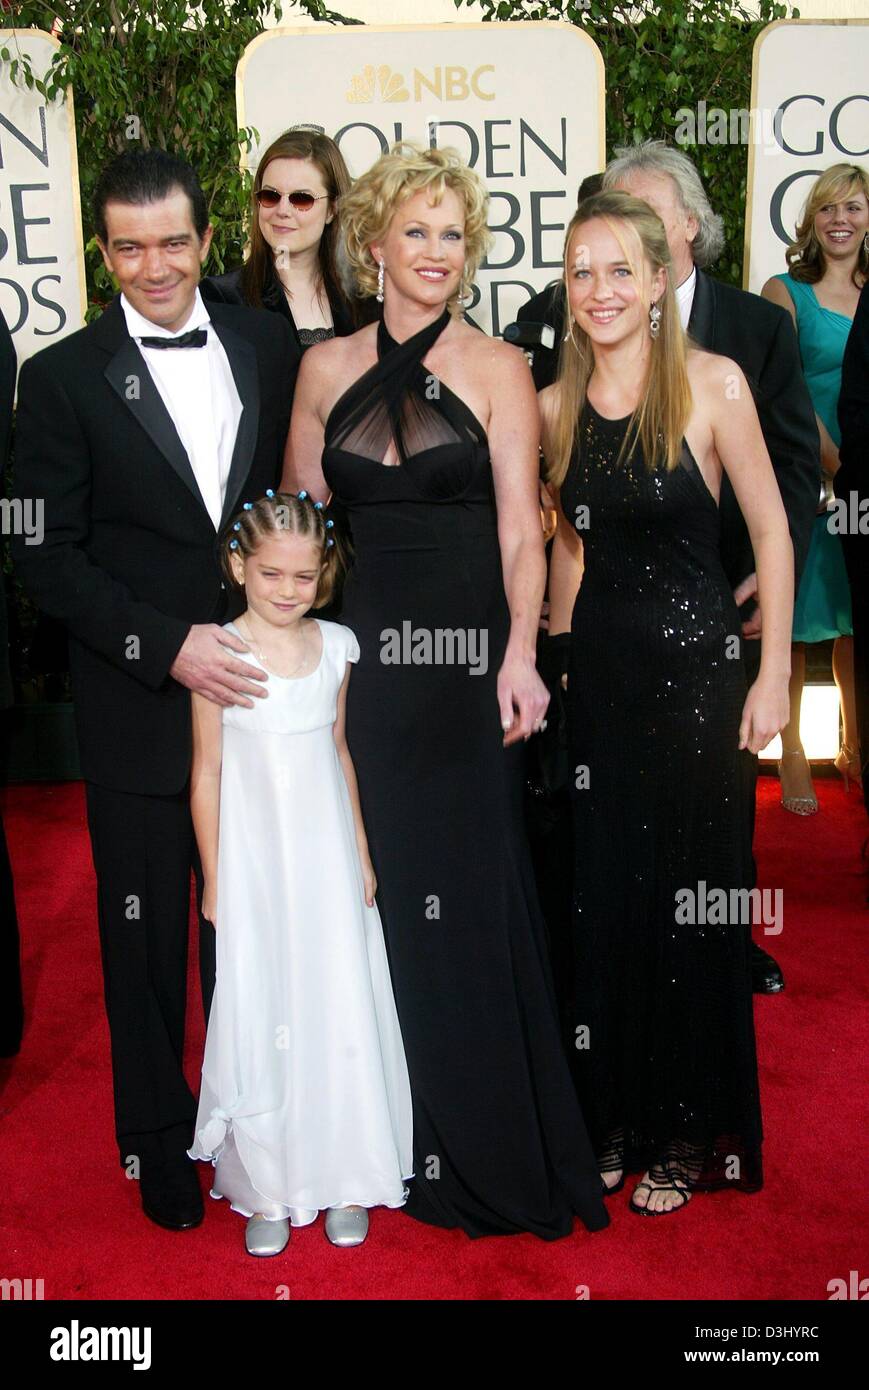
[255,187,330,211]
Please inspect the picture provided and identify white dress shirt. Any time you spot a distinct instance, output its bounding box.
[120,289,243,530]
[676,266,697,331]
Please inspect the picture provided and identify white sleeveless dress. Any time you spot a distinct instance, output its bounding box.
[188,617,414,1225]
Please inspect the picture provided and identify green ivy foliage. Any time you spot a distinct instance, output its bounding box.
[454,0,798,285]
[2,0,797,304]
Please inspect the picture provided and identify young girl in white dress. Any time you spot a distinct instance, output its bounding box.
[188,490,413,1256]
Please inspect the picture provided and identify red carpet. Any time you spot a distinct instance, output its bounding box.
[1,776,866,1300]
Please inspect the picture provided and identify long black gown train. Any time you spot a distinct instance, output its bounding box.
[322,308,608,1238]
[561,401,763,1192]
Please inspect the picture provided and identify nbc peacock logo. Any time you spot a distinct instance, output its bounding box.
[346,64,410,104]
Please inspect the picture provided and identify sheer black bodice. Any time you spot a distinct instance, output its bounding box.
[561,401,762,1192]
[321,312,608,1238]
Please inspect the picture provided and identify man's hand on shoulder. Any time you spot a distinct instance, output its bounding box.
[170,624,270,707]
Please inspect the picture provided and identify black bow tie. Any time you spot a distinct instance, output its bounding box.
[138,327,208,349]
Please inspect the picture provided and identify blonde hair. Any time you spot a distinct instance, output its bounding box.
[340,141,492,305]
[546,190,692,489]
[220,491,348,609]
[786,163,869,288]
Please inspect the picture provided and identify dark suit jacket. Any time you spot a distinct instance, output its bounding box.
[835,282,869,806]
[516,280,566,392]
[12,294,295,795]
[517,270,820,592]
[688,270,818,595]
[836,281,869,504]
[0,311,16,711]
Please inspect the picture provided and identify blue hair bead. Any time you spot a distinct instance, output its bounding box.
[229,539,239,550]
[326,537,334,547]
[233,521,241,531]
[243,501,253,511]
[325,519,334,529]
[265,488,275,499]
[297,490,308,501]
[313,500,323,510]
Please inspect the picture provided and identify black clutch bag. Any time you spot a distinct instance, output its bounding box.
[524,633,571,839]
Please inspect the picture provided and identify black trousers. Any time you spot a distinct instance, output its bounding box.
[84,780,214,1169]
[840,531,869,811]
[0,806,23,1057]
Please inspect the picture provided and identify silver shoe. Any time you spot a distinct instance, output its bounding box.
[245,1214,290,1257]
[324,1205,369,1247]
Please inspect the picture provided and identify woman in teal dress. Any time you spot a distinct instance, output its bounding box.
[762,163,869,812]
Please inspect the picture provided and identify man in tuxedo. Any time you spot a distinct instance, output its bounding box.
[836,282,869,813]
[520,141,819,994]
[13,150,296,1229]
[0,308,23,1059]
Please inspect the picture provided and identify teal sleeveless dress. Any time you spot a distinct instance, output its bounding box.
[775,273,852,641]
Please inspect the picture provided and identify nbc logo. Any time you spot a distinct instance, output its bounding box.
[347,64,409,103]
[346,63,495,104]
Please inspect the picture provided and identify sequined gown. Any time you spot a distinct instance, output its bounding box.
[321,309,609,1238]
[561,402,762,1192]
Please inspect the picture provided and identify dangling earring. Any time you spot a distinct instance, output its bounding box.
[563,317,580,349]
[457,274,474,308]
[863,231,869,254]
[649,303,662,339]
[376,259,385,303]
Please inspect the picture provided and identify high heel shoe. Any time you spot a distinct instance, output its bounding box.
[834,743,861,793]
[600,1172,625,1197]
[777,747,818,816]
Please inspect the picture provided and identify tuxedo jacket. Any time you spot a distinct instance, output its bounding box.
[12,294,295,795]
[836,280,869,504]
[835,281,868,613]
[516,269,820,591]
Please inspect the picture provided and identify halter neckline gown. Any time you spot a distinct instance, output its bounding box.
[322,308,608,1238]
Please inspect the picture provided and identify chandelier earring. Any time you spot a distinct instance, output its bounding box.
[649,302,662,339]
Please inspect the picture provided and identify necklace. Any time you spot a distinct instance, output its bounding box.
[237,617,312,679]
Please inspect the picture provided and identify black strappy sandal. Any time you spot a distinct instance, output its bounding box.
[600,1173,625,1197]
[629,1179,692,1216]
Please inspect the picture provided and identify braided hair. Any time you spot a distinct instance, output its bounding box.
[220,490,347,608]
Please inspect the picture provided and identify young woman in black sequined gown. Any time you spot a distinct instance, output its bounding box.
[543,192,794,1215]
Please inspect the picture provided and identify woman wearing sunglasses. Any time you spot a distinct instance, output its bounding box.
[201,127,371,360]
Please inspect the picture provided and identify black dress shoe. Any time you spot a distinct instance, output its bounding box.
[751,941,785,994]
[140,1154,204,1231]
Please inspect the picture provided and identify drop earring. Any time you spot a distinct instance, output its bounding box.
[649,302,662,339]
[376,259,385,303]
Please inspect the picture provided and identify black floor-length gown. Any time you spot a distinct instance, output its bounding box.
[561,402,763,1192]
[322,308,608,1238]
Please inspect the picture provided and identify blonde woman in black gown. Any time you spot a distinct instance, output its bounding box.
[543,191,794,1216]
[282,143,608,1239]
